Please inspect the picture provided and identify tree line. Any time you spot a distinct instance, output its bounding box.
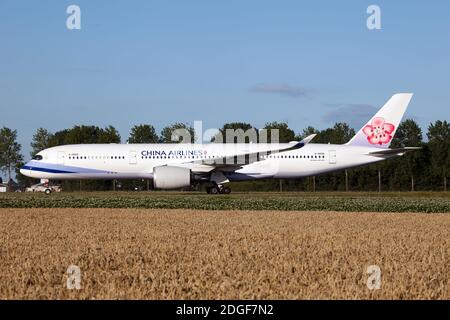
[0,119,449,192]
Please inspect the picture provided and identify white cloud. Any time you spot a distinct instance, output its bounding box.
[322,104,378,129]
[250,83,308,98]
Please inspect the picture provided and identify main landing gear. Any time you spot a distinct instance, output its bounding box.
[206,185,231,195]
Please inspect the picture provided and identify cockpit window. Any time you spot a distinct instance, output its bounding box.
[32,155,43,161]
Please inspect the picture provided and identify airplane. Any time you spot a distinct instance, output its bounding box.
[20,93,420,194]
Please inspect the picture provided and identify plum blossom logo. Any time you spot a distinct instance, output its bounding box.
[363,117,395,145]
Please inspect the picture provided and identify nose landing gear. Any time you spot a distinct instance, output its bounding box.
[206,185,231,194]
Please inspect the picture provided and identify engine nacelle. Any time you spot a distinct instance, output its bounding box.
[153,166,192,189]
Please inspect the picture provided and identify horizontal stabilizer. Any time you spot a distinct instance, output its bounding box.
[368,147,422,156]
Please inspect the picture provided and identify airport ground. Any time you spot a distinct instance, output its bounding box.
[0,204,448,299]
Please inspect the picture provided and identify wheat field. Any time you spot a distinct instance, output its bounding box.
[0,208,448,299]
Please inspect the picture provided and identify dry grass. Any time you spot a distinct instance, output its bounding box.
[0,208,448,299]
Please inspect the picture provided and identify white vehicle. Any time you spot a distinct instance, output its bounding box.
[25,183,61,195]
[20,93,420,194]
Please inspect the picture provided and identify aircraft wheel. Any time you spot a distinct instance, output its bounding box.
[44,189,52,195]
[209,186,219,194]
[222,187,231,194]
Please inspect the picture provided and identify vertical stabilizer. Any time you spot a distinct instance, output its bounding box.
[346,93,413,148]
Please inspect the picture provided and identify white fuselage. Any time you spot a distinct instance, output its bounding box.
[20,143,392,181]
[19,93,415,190]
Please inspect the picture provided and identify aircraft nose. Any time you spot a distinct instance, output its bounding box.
[20,163,30,176]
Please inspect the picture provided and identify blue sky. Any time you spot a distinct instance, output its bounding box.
[1,0,449,163]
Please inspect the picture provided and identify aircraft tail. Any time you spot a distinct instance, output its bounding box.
[346,93,413,148]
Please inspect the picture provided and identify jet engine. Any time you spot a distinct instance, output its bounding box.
[153,166,192,189]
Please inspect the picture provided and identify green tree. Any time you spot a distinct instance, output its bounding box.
[392,119,423,147]
[212,122,257,143]
[331,122,355,144]
[160,123,195,143]
[99,125,121,143]
[0,127,23,190]
[128,124,159,143]
[49,129,71,146]
[298,126,319,140]
[390,119,423,191]
[31,128,54,156]
[262,121,296,143]
[53,125,121,145]
[64,125,100,144]
[315,122,355,144]
[427,120,450,191]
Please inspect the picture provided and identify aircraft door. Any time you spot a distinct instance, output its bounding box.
[129,151,137,165]
[329,150,336,164]
[57,151,65,165]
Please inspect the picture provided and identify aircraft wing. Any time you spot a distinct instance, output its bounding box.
[174,134,316,173]
[368,147,422,156]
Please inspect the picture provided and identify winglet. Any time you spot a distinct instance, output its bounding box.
[300,134,317,145]
[283,134,316,152]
